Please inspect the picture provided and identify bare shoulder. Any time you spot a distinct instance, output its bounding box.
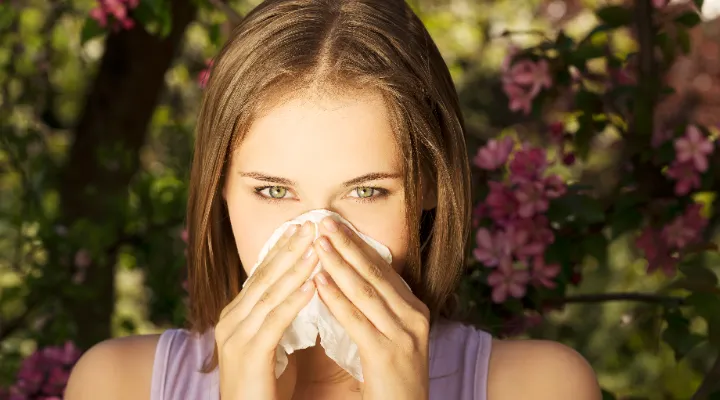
[65,334,161,400]
[487,338,601,400]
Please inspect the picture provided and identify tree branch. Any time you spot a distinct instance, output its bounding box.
[207,0,242,25]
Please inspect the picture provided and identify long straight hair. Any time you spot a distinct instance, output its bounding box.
[186,0,473,370]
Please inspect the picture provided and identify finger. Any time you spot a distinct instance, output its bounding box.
[217,222,316,335]
[229,279,316,354]
[313,238,402,336]
[317,217,412,303]
[314,271,388,347]
[219,222,301,320]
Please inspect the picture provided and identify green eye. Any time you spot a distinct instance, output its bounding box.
[355,187,375,198]
[268,186,287,198]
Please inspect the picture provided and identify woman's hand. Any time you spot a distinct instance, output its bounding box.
[214,221,319,400]
[311,217,431,400]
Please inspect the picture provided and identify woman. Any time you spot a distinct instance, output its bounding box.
[66,0,601,398]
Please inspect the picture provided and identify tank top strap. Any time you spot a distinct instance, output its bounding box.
[428,319,492,400]
[151,329,219,400]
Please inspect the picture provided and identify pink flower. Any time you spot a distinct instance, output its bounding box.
[515,181,549,218]
[501,56,552,115]
[675,125,714,172]
[667,161,701,195]
[198,59,214,89]
[180,228,189,243]
[88,0,139,32]
[543,175,567,198]
[652,0,669,8]
[473,228,511,267]
[473,137,514,170]
[487,260,530,303]
[509,145,548,183]
[503,82,534,115]
[89,7,107,27]
[530,256,560,288]
[636,227,678,277]
[485,181,518,225]
[506,216,553,259]
[662,203,707,248]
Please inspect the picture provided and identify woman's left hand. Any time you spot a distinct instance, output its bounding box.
[311,217,431,400]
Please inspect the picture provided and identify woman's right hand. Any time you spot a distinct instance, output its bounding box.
[215,221,319,400]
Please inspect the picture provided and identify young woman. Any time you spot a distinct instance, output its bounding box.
[66,0,601,399]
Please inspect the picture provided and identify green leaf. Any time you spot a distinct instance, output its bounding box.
[679,253,719,286]
[548,193,605,225]
[209,23,223,47]
[662,310,704,361]
[596,5,632,28]
[570,42,606,66]
[678,27,692,54]
[695,0,705,10]
[582,233,608,266]
[601,389,616,400]
[675,11,702,28]
[686,292,720,347]
[80,17,106,45]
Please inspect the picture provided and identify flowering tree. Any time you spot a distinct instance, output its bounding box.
[1,0,720,398]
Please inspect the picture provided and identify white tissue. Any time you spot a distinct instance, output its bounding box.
[244,209,394,382]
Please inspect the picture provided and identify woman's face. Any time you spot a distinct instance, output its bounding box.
[223,91,424,276]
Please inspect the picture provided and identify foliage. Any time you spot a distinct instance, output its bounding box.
[2,0,720,399]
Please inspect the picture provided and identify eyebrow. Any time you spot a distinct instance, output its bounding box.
[239,171,402,187]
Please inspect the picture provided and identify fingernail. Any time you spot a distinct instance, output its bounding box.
[300,281,314,292]
[318,236,332,252]
[283,224,298,237]
[300,221,314,236]
[302,247,314,259]
[322,217,338,232]
[315,272,328,286]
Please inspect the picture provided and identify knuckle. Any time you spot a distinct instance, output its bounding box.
[252,267,268,284]
[360,283,375,299]
[394,329,417,353]
[350,307,365,322]
[256,290,272,308]
[366,263,384,282]
[340,233,353,247]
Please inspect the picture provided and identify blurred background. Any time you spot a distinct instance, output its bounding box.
[2,0,720,399]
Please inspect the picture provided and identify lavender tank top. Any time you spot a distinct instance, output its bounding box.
[150,318,491,400]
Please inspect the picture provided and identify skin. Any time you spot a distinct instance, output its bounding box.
[64,90,602,400]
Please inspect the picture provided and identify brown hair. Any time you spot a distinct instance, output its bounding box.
[186,0,472,370]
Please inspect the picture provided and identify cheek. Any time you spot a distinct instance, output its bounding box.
[226,200,291,275]
[351,212,410,275]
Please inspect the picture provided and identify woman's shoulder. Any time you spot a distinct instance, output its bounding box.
[488,336,602,399]
[432,319,601,399]
[65,333,162,400]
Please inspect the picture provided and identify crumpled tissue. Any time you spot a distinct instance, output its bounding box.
[244,209,396,382]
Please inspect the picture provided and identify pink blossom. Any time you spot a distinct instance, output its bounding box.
[88,0,139,32]
[7,341,82,399]
[652,0,669,8]
[501,56,552,115]
[506,216,554,259]
[485,181,518,225]
[473,228,511,267]
[543,175,567,198]
[473,137,514,170]
[198,59,214,89]
[487,260,530,303]
[503,82,534,115]
[636,227,678,277]
[667,161,701,195]
[509,145,548,183]
[662,203,707,248]
[181,228,189,243]
[530,256,561,288]
[515,181,549,218]
[674,125,714,172]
